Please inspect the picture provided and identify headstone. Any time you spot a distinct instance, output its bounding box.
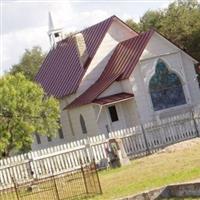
[106,138,130,168]
[115,138,130,166]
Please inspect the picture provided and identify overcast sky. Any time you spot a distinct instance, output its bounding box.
[1,0,174,76]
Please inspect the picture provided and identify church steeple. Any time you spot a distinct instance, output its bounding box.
[48,12,55,31]
[48,12,63,48]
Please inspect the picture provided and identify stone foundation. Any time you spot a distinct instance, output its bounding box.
[118,182,200,200]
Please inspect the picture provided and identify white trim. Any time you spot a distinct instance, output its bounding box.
[113,16,138,35]
[104,107,112,133]
[154,103,192,116]
[146,57,185,87]
[96,105,103,122]
[179,51,192,104]
[140,51,180,63]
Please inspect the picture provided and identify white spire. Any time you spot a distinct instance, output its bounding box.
[47,11,63,48]
[48,12,55,31]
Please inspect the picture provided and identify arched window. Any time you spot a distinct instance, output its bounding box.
[149,59,186,111]
[80,114,87,134]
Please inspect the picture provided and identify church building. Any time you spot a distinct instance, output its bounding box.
[34,15,200,150]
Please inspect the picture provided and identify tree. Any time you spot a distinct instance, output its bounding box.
[126,0,200,61]
[0,73,59,157]
[160,0,200,60]
[10,46,46,81]
[139,10,164,32]
[125,19,141,32]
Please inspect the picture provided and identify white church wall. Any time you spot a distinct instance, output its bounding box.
[180,51,200,105]
[121,79,134,94]
[69,104,99,140]
[56,20,137,142]
[130,32,199,123]
[31,133,68,151]
[120,100,139,127]
[98,79,134,99]
[130,63,153,123]
[59,97,76,141]
[95,100,136,134]
[98,82,123,98]
[95,106,110,135]
[75,19,136,98]
[59,99,99,141]
[59,20,135,108]
[141,32,178,60]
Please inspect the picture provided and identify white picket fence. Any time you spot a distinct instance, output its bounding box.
[0,105,200,189]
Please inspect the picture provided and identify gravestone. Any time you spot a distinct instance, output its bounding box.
[106,138,130,168]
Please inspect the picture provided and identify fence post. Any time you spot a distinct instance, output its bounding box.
[80,159,88,194]
[93,158,102,194]
[12,177,20,200]
[141,124,150,155]
[191,109,199,137]
[52,175,60,200]
[85,137,93,162]
[27,158,35,179]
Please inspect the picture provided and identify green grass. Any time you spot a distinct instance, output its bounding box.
[1,139,200,200]
[91,139,200,200]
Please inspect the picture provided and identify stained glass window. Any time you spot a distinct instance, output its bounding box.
[149,59,186,111]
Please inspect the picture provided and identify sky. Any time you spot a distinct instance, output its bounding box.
[0,0,173,75]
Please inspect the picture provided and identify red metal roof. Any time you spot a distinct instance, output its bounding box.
[92,93,134,105]
[67,30,154,109]
[35,16,115,98]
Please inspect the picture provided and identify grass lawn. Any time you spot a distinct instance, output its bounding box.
[91,138,200,200]
[1,139,200,200]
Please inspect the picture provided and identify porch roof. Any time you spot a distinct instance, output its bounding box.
[92,92,134,105]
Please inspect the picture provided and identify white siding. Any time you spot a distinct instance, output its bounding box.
[33,26,200,150]
[129,32,200,123]
[69,104,99,139]
[95,99,139,134]
[98,82,123,98]
[54,20,137,144]
[76,19,136,98]
[181,51,200,105]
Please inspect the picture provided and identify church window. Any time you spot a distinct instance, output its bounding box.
[80,114,87,134]
[149,59,186,111]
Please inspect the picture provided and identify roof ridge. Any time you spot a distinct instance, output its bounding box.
[36,15,115,98]
[58,15,116,44]
[58,15,140,45]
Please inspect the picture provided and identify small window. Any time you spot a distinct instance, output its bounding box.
[47,136,52,142]
[58,119,64,139]
[108,105,119,122]
[58,128,64,139]
[54,32,59,38]
[80,114,87,134]
[35,133,41,144]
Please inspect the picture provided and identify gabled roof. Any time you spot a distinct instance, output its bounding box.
[35,16,115,98]
[67,30,154,109]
